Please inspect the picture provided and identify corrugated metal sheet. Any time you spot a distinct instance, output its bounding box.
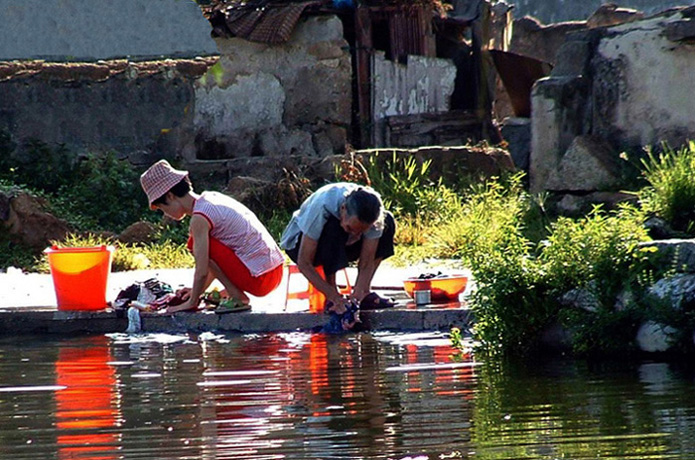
[204,0,327,44]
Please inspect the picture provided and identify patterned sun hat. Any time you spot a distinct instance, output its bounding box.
[140,160,189,209]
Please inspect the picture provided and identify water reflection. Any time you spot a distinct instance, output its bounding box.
[1,333,695,459]
[55,336,119,459]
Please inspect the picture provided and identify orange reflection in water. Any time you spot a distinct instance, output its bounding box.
[309,334,329,397]
[55,336,119,460]
[405,344,422,393]
[433,344,474,397]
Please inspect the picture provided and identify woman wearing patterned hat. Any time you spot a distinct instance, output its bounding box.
[140,159,284,313]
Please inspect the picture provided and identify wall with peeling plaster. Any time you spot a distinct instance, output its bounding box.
[594,15,695,147]
[0,60,215,162]
[508,0,685,24]
[0,0,217,61]
[530,7,695,193]
[191,15,351,161]
[372,52,456,120]
[371,52,456,147]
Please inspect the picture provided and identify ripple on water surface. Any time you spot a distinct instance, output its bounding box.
[0,332,694,459]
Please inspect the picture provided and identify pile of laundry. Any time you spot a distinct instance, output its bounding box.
[112,278,184,312]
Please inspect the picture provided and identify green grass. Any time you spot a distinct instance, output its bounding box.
[639,141,695,234]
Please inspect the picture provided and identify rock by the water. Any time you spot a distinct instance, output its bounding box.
[636,321,677,353]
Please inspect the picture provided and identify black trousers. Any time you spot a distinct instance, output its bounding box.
[286,211,395,276]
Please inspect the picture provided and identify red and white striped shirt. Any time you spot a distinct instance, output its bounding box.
[193,191,284,277]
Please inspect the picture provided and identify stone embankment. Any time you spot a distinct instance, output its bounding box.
[547,238,695,353]
[0,266,474,336]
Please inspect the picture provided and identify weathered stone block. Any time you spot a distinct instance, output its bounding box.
[284,62,351,126]
[530,76,590,193]
[1,192,70,250]
[258,127,316,157]
[554,191,638,216]
[663,18,695,42]
[194,72,285,135]
[118,221,157,245]
[500,117,530,171]
[636,321,677,352]
[639,240,695,274]
[546,135,621,192]
[551,39,592,77]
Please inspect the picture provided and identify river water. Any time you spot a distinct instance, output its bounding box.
[1,332,694,459]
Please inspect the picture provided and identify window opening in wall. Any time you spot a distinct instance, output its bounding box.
[371,18,393,61]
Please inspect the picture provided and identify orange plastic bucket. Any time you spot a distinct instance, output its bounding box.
[45,245,115,311]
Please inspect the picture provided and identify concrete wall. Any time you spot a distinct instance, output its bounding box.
[0,14,350,173]
[191,15,351,161]
[508,0,685,24]
[594,14,695,147]
[0,0,218,61]
[530,7,695,193]
[0,60,214,161]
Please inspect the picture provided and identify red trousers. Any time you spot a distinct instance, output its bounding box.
[188,236,282,296]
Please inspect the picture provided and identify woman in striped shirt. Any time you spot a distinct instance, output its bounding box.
[140,160,284,313]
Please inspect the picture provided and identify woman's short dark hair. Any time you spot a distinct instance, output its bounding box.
[345,186,384,228]
[150,177,192,207]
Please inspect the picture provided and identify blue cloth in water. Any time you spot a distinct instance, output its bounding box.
[321,300,360,333]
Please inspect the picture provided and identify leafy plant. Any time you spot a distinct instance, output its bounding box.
[541,204,650,297]
[0,137,76,194]
[362,151,438,218]
[639,141,695,234]
[425,174,656,356]
[430,173,531,261]
[361,152,463,254]
[0,134,148,233]
[53,152,148,232]
[426,175,552,354]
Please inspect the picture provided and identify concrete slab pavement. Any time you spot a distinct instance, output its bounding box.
[0,261,474,335]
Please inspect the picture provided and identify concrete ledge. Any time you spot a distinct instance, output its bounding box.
[0,307,474,335]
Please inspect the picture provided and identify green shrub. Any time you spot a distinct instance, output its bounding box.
[53,152,148,232]
[540,205,652,354]
[426,174,553,354]
[0,137,77,194]
[541,205,650,296]
[639,141,695,234]
[428,175,655,356]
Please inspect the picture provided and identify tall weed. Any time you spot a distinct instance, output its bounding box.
[430,174,531,261]
[361,152,462,249]
[639,141,695,234]
[541,205,650,296]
